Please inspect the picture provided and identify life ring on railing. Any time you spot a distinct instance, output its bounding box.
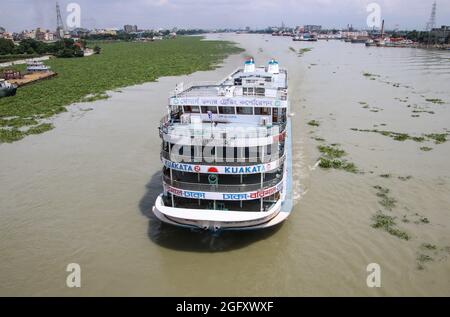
[208,174,218,185]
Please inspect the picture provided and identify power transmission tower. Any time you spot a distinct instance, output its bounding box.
[56,2,65,39]
[426,1,437,46]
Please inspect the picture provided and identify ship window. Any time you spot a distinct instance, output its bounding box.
[237,107,253,115]
[256,88,265,96]
[219,107,236,115]
[243,87,254,96]
[201,106,218,114]
[183,106,200,113]
[254,107,271,115]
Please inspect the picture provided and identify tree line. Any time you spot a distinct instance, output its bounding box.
[0,38,90,58]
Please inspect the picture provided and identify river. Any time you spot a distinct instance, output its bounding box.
[0,34,449,296]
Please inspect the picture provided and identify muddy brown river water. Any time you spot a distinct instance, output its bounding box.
[1,34,449,296]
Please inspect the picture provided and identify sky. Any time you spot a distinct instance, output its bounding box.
[0,0,449,32]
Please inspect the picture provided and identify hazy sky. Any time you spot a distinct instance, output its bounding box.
[0,0,448,32]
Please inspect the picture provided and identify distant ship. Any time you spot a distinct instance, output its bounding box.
[153,59,294,232]
[293,33,318,41]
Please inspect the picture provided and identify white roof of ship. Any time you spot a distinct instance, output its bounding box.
[221,66,288,89]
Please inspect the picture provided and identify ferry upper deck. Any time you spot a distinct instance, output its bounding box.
[161,59,290,144]
[170,59,288,100]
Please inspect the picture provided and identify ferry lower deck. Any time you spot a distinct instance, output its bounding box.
[153,117,294,231]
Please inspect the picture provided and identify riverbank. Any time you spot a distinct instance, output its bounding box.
[0,36,243,143]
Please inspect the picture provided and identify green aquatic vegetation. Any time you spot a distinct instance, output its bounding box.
[350,128,434,143]
[420,147,433,152]
[421,243,437,251]
[341,162,358,173]
[26,123,54,135]
[398,176,413,181]
[393,133,409,141]
[411,136,426,142]
[416,254,433,270]
[371,212,410,241]
[307,120,320,127]
[374,185,397,211]
[359,101,367,105]
[425,134,447,144]
[372,212,396,228]
[289,47,296,52]
[379,196,397,210]
[412,110,435,115]
[81,93,109,103]
[0,117,38,128]
[0,37,243,143]
[318,158,358,173]
[379,174,391,178]
[318,145,346,159]
[363,72,380,78]
[416,216,430,224]
[0,129,26,143]
[313,137,325,142]
[0,123,54,143]
[425,98,445,105]
[299,48,313,55]
[317,143,358,173]
[319,158,341,169]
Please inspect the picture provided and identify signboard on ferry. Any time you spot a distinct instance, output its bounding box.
[170,96,286,108]
[162,157,284,175]
[164,182,284,201]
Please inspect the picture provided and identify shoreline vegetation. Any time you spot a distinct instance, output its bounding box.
[0,36,243,143]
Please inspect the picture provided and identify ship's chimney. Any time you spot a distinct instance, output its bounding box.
[244,58,255,73]
[268,59,279,74]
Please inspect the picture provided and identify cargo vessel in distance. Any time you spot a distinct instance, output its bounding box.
[153,59,293,232]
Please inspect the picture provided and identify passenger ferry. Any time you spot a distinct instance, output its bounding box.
[153,59,293,232]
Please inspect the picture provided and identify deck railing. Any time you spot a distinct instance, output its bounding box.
[161,151,285,166]
[163,175,282,193]
[160,120,287,140]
